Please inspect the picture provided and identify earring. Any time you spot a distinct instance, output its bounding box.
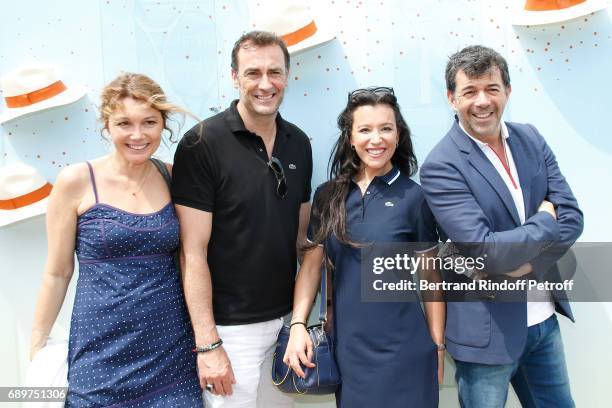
[350,144,355,150]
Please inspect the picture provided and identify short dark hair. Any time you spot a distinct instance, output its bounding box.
[445,45,511,93]
[230,30,290,72]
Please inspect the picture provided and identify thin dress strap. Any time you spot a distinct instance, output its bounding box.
[85,161,99,204]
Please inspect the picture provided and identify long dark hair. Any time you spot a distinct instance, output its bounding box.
[306,88,418,249]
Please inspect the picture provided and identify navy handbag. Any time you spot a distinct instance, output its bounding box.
[271,261,340,394]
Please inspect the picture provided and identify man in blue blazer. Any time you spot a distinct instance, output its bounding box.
[420,45,583,407]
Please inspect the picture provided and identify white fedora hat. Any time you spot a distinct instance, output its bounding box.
[512,0,609,26]
[0,64,87,124]
[0,162,52,227]
[248,0,335,55]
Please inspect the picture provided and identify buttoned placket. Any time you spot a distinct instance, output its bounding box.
[246,129,287,164]
[251,135,268,161]
[352,178,391,222]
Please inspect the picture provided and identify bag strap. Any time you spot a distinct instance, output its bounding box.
[318,247,329,324]
[150,157,172,189]
[149,158,181,271]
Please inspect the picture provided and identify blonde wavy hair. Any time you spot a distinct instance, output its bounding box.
[99,73,193,143]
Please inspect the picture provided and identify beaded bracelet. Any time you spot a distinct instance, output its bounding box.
[192,339,223,353]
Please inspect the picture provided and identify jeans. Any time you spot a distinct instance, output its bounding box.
[455,314,574,408]
[204,317,293,408]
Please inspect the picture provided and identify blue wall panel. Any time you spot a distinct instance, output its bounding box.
[1,1,611,406]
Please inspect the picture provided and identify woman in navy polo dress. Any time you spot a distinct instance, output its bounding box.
[284,87,444,407]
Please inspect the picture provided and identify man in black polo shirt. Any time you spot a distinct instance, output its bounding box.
[172,31,312,407]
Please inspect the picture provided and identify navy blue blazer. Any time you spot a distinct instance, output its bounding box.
[420,119,583,364]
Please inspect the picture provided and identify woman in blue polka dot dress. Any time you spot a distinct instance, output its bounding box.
[30,73,203,407]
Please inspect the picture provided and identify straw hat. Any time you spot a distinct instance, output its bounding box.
[512,0,609,26]
[248,0,335,54]
[0,162,52,227]
[0,64,86,124]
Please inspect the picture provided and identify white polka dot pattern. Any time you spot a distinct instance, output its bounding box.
[66,203,202,406]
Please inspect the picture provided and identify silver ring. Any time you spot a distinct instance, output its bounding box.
[205,384,214,391]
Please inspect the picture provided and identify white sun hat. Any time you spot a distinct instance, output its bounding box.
[248,0,335,55]
[0,64,87,124]
[512,0,609,26]
[0,162,53,227]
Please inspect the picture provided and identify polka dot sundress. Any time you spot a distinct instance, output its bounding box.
[65,162,203,407]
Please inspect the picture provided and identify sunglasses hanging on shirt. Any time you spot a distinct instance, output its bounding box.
[268,156,287,198]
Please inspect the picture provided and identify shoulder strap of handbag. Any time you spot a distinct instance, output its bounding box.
[150,157,172,189]
[149,157,181,270]
[319,246,330,325]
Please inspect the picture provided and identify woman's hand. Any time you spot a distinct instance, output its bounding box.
[31,165,83,363]
[284,245,325,378]
[29,329,48,361]
[283,324,315,378]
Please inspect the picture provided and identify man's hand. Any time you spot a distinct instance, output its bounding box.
[198,346,236,396]
[472,262,532,279]
[175,206,234,394]
[538,200,557,220]
[505,262,532,278]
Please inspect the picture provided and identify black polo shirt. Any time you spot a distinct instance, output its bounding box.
[172,100,312,325]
